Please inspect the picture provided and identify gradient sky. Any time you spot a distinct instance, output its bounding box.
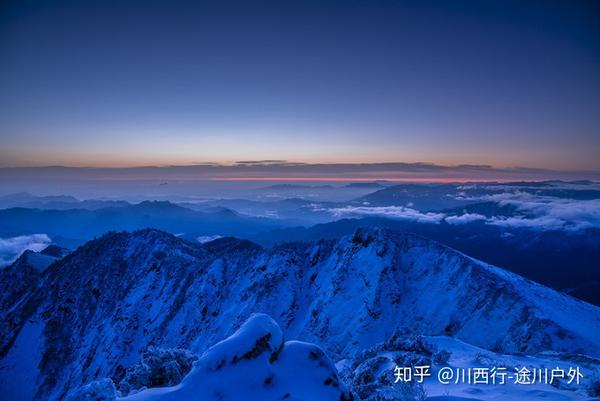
[1,0,599,171]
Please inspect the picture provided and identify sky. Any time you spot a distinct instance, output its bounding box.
[0,0,599,173]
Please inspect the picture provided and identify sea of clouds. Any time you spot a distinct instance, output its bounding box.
[328,191,600,232]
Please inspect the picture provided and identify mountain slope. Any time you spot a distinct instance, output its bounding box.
[1,228,599,401]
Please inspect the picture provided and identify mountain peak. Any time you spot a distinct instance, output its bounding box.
[39,245,70,258]
[134,200,184,211]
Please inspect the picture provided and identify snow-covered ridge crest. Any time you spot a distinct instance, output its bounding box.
[1,227,600,400]
[114,313,353,401]
[200,312,283,371]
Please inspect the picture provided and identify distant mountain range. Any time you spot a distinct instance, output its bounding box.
[352,181,600,210]
[258,184,335,190]
[1,228,599,400]
[0,192,130,210]
[258,182,389,190]
[0,201,284,247]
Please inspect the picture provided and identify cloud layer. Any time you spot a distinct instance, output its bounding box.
[328,206,446,224]
[484,193,600,231]
[328,191,600,232]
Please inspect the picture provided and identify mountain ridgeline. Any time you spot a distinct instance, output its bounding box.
[1,228,600,401]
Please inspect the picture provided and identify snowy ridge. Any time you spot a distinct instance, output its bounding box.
[1,228,599,400]
[116,313,353,401]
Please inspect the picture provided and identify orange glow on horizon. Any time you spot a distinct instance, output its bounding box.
[210,177,525,183]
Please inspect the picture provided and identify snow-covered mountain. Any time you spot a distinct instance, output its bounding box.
[1,228,599,401]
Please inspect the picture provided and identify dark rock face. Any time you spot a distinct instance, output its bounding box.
[40,245,70,258]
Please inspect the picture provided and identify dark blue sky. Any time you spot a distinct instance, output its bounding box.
[1,0,599,171]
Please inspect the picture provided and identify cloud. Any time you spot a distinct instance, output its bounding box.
[0,234,51,266]
[467,190,538,203]
[487,197,600,231]
[197,235,223,244]
[331,190,600,232]
[445,213,487,225]
[455,190,600,231]
[487,216,567,230]
[328,206,446,224]
[234,160,294,165]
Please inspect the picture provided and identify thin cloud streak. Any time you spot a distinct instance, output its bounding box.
[1,162,598,181]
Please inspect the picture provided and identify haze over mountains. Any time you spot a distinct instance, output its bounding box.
[1,180,599,305]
